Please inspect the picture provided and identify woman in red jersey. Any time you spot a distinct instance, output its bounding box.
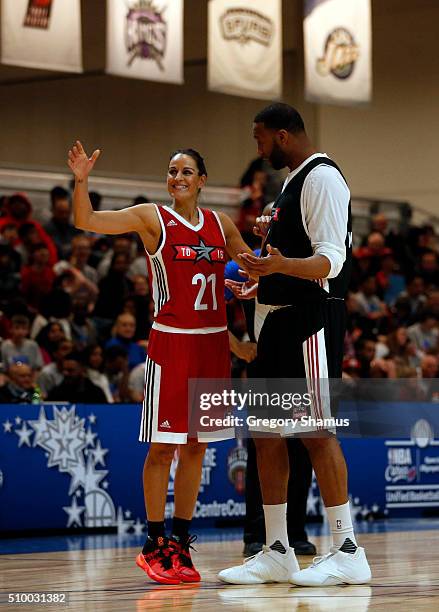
[69,141,251,585]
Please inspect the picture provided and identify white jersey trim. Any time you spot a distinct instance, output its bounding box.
[147,203,166,258]
[152,322,227,335]
[163,205,205,232]
[212,210,226,244]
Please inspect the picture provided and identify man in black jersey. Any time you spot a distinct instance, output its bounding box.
[219,103,371,587]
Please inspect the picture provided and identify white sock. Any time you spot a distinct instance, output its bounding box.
[325,501,357,548]
[263,503,289,552]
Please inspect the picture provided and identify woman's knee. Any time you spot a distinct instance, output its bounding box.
[180,440,208,459]
[147,443,177,465]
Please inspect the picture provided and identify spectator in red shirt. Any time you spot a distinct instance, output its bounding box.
[21,243,55,311]
[0,193,57,265]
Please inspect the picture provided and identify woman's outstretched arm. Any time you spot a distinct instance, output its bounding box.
[68,141,159,242]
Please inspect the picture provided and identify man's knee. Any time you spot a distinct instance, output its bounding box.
[301,435,340,453]
[254,436,287,457]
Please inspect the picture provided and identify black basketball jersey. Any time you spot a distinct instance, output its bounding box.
[258,156,352,306]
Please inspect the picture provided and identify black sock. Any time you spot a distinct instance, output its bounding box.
[143,520,165,553]
[172,516,191,542]
[339,538,357,554]
[270,540,287,554]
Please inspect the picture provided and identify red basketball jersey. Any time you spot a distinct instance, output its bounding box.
[146,205,227,332]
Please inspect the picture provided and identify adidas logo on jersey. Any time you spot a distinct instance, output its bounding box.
[167,219,178,227]
[160,420,171,428]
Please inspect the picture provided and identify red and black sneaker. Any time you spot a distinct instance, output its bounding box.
[136,536,180,585]
[169,534,201,583]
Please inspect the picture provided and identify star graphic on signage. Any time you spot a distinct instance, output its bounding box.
[116,506,134,535]
[75,489,82,498]
[125,510,132,519]
[102,481,109,490]
[133,518,145,536]
[38,406,86,472]
[15,416,22,425]
[88,413,97,424]
[85,426,97,447]
[192,239,215,263]
[63,496,85,528]
[83,457,108,494]
[28,406,49,446]
[15,422,33,447]
[2,420,13,433]
[91,440,108,468]
[67,459,86,495]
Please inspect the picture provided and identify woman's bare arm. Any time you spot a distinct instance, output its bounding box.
[217,211,254,262]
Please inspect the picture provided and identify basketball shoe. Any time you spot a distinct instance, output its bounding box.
[136,536,180,585]
[218,541,299,584]
[169,534,201,583]
[290,546,371,586]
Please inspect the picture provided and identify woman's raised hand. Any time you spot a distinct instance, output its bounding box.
[68,140,101,180]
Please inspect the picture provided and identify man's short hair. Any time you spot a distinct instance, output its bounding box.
[50,186,69,206]
[105,346,128,361]
[11,314,30,327]
[254,103,305,134]
[62,350,85,366]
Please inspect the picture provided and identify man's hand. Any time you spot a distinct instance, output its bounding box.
[238,244,286,277]
[233,341,257,363]
[253,215,271,238]
[68,140,100,181]
[225,278,258,300]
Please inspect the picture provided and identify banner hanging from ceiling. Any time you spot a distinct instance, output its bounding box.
[1,0,83,72]
[208,0,282,100]
[106,0,184,84]
[304,0,372,105]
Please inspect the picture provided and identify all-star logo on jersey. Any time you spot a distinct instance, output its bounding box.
[173,239,226,264]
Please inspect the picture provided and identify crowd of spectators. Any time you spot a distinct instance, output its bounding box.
[0,187,151,404]
[0,172,438,405]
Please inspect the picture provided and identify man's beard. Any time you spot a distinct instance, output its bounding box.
[268,142,288,170]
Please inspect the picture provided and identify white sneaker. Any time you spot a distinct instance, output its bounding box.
[290,546,371,586]
[218,546,299,584]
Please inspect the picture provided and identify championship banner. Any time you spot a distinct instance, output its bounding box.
[304,0,372,105]
[106,0,184,84]
[208,0,282,100]
[1,0,82,72]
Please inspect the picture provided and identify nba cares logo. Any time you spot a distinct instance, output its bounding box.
[272,207,281,221]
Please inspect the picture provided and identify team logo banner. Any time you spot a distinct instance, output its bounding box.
[208,0,282,100]
[1,0,82,72]
[106,0,183,84]
[304,0,372,105]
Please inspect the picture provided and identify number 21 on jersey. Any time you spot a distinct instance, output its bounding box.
[192,273,218,311]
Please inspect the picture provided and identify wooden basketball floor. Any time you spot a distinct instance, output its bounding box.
[1,530,439,611]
